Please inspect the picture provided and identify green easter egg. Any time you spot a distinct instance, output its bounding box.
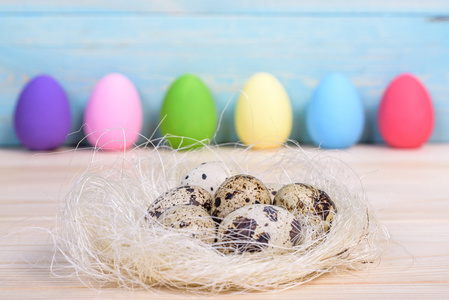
[160,74,217,149]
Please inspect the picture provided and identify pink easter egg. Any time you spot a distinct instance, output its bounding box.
[378,73,434,148]
[84,73,143,150]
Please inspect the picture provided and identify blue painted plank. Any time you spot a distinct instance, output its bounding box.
[0,11,448,146]
[1,0,449,14]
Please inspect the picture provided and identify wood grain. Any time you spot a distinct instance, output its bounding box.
[0,1,448,146]
[1,144,449,299]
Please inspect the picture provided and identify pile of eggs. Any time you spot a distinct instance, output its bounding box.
[13,71,434,151]
[145,161,336,254]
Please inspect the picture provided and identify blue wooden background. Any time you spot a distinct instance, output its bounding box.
[1,1,449,146]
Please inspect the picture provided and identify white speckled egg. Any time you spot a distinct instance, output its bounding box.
[180,161,237,194]
[147,185,212,219]
[158,205,216,244]
[216,204,302,254]
[273,183,337,232]
[265,183,284,201]
[211,174,271,220]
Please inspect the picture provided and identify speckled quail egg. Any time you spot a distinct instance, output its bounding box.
[273,183,336,232]
[180,161,237,194]
[147,185,212,219]
[211,174,271,221]
[216,204,302,254]
[158,205,216,244]
[265,183,284,201]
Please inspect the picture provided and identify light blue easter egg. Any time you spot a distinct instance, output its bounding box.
[306,73,365,149]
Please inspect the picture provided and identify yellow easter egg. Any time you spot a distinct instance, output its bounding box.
[235,73,292,149]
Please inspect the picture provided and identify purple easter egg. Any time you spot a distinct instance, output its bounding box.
[14,74,71,151]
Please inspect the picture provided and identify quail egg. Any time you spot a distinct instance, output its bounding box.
[180,161,237,194]
[216,204,302,254]
[147,185,212,219]
[158,205,216,244]
[273,183,336,232]
[211,174,271,221]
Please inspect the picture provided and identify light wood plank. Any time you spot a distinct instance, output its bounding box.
[1,144,449,298]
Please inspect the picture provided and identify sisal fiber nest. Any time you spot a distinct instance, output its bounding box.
[57,141,388,294]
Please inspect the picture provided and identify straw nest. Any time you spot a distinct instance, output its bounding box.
[57,142,388,294]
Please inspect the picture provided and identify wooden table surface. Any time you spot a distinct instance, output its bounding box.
[1,144,448,299]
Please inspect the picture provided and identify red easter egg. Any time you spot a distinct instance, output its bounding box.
[378,73,434,148]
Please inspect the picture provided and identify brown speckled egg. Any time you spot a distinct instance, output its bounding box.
[158,205,216,244]
[273,183,336,232]
[211,174,271,221]
[147,185,212,219]
[216,204,302,254]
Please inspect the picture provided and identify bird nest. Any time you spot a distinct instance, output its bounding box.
[57,142,387,294]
